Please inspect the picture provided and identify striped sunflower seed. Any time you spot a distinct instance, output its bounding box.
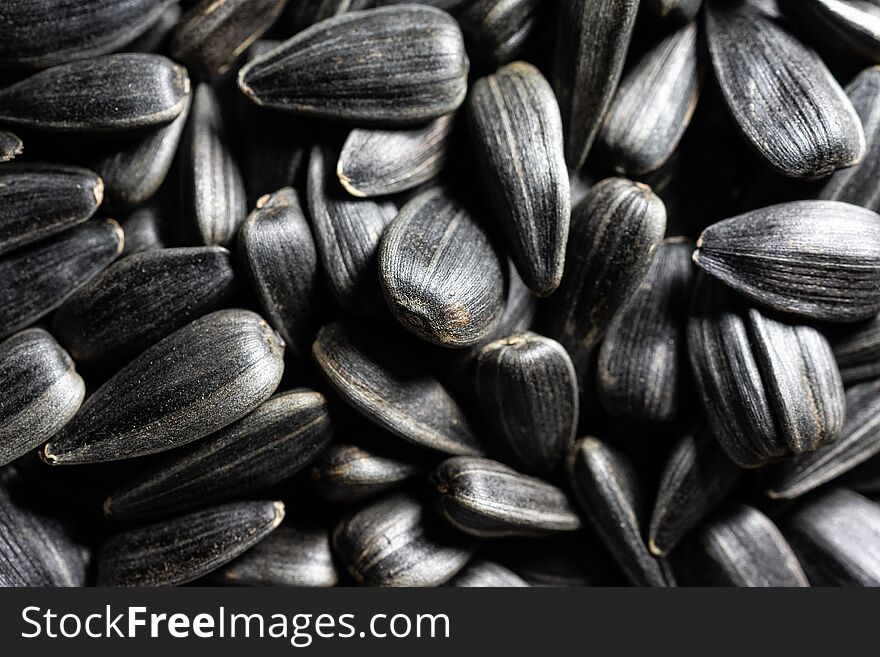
[240,188,318,360]
[332,490,477,586]
[786,0,880,63]
[312,321,484,456]
[431,457,582,537]
[211,524,339,587]
[0,219,123,340]
[180,83,247,247]
[307,145,397,318]
[694,201,880,323]
[467,61,570,297]
[829,314,880,384]
[0,54,191,132]
[336,114,454,198]
[0,131,22,162]
[648,425,742,558]
[782,487,880,586]
[97,500,285,587]
[645,0,703,23]
[0,329,84,467]
[688,275,845,468]
[104,390,332,519]
[238,6,469,124]
[597,238,695,424]
[379,187,506,347]
[43,309,285,465]
[170,0,289,78]
[705,0,865,178]
[0,163,103,257]
[553,0,640,168]
[677,505,809,587]
[119,205,166,255]
[597,21,703,176]
[310,441,422,504]
[568,437,676,587]
[459,0,543,69]
[768,377,880,500]
[474,333,577,478]
[448,560,530,587]
[51,246,236,368]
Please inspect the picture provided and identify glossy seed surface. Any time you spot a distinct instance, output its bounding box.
[311,442,422,504]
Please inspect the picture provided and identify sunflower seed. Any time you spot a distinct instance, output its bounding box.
[90,92,191,211]
[678,505,809,587]
[545,177,667,368]
[448,560,530,587]
[688,276,845,468]
[97,500,285,587]
[311,441,422,504]
[43,309,285,465]
[553,0,640,168]
[312,321,484,456]
[694,201,880,323]
[332,490,477,586]
[0,164,103,257]
[0,0,178,69]
[597,239,695,424]
[0,131,22,162]
[180,83,247,247]
[786,0,880,63]
[287,0,372,32]
[468,61,570,297]
[648,425,742,558]
[307,145,397,317]
[379,187,506,347]
[0,329,84,467]
[705,0,865,178]
[104,390,332,519]
[118,205,166,255]
[240,188,318,360]
[782,487,880,586]
[645,0,703,23]
[52,246,235,368]
[127,1,183,53]
[768,377,880,500]
[337,115,454,198]
[567,437,676,587]
[211,524,339,587]
[0,218,123,340]
[431,456,581,537]
[474,333,577,478]
[829,314,880,384]
[598,21,703,176]
[459,0,543,69]
[238,6,469,124]
[0,54,191,133]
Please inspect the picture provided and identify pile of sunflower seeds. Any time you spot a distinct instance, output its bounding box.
[2,0,880,588]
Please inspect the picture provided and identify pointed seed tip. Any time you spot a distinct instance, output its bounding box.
[106,218,125,255]
[40,443,59,465]
[648,538,666,558]
[272,501,285,527]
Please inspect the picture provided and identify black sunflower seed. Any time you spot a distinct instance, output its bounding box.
[170,0,288,79]
[597,238,695,424]
[0,218,123,340]
[677,504,809,587]
[239,187,318,360]
[705,0,865,178]
[0,329,84,467]
[694,201,880,323]
[567,437,676,587]
[127,1,182,53]
[829,314,880,385]
[467,60,570,297]
[459,0,543,69]
[0,163,103,257]
[52,246,236,368]
[0,54,191,132]
[553,0,640,168]
[448,560,530,587]
[104,390,332,519]
[474,333,577,478]
[180,83,247,247]
[312,321,484,456]
[431,456,582,537]
[238,5,469,125]
[332,490,477,586]
[307,145,397,317]
[211,524,339,587]
[784,0,880,63]
[645,0,703,23]
[782,487,880,586]
[379,187,506,347]
[598,21,703,176]
[287,0,372,33]
[118,205,166,255]
[0,131,22,162]
[96,500,285,587]
[43,309,285,465]
[337,114,454,198]
[310,442,422,504]
[688,275,845,469]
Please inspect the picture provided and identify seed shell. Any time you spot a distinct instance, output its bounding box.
[43,309,285,465]
[459,0,543,69]
[311,441,422,504]
[830,315,880,384]
[0,131,23,162]
[448,560,530,587]
[787,0,880,63]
